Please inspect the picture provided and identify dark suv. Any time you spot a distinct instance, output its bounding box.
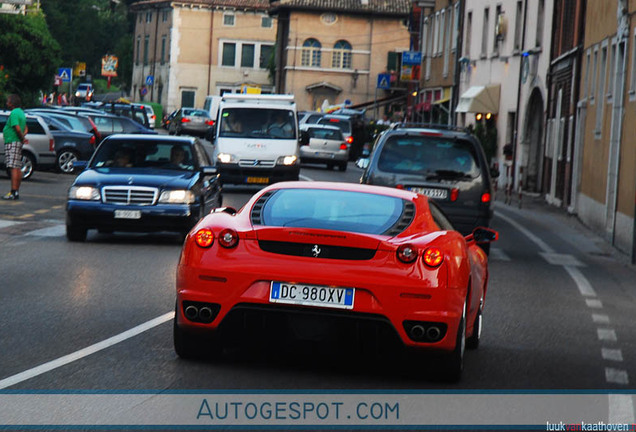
[357,124,495,238]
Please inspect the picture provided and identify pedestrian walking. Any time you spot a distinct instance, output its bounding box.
[2,94,28,200]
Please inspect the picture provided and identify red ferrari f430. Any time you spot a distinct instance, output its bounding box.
[174,181,497,381]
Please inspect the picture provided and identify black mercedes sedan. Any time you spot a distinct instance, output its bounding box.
[66,134,222,242]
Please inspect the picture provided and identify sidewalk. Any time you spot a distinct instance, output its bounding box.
[493,190,634,267]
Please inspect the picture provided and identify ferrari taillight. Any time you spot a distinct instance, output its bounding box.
[346,136,354,144]
[218,228,239,248]
[423,247,443,267]
[194,229,214,248]
[397,244,418,263]
[481,192,491,203]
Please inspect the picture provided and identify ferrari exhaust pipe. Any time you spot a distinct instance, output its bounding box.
[426,326,442,341]
[410,325,426,340]
[184,305,199,320]
[198,307,214,322]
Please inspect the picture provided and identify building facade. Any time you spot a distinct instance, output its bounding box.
[130,0,276,114]
[455,0,553,194]
[414,0,462,126]
[576,0,635,257]
[544,0,586,209]
[269,0,411,113]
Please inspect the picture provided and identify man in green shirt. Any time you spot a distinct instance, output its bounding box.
[2,94,28,200]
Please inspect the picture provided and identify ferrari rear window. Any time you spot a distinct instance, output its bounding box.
[259,189,405,235]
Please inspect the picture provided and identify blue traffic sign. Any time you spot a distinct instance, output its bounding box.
[377,73,391,90]
[145,75,154,86]
[402,51,422,65]
[58,68,72,83]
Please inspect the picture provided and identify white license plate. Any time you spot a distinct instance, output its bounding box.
[408,187,448,200]
[269,282,355,310]
[114,209,141,219]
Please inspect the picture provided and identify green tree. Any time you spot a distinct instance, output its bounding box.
[0,12,61,105]
[41,0,134,91]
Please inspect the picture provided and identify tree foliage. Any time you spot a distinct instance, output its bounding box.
[40,0,135,91]
[0,12,61,105]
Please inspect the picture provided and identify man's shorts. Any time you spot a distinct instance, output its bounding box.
[4,141,23,169]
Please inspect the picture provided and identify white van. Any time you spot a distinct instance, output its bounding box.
[203,95,222,123]
[211,94,300,185]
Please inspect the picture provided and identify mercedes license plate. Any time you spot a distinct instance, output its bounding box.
[269,282,355,310]
[114,209,141,219]
[408,187,448,200]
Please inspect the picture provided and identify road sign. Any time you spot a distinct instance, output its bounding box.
[58,68,72,83]
[377,73,391,90]
[74,62,86,78]
[145,75,154,86]
[402,51,422,65]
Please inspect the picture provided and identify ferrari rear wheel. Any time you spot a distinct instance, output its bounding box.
[442,303,466,382]
[173,305,223,360]
[466,307,482,350]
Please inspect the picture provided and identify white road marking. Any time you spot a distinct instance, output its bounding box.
[592,314,610,324]
[605,368,629,385]
[602,348,624,362]
[0,312,174,390]
[497,208,633,403]
[609,394,635,422]
[586,299,603,308]
[563,266,597,296]
[25,225,66,237]
[494,211,555,253]
[597,329,618,342]
[540,253,585,267]
[0,219,23,229]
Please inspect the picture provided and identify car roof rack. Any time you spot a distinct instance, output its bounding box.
[389,122,469,133]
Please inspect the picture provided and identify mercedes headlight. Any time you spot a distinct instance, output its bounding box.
[277,155,298,166]
[158,190,195,204]
[69,186,100,201]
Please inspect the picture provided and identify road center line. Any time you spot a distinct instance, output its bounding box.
[0,312,174,390]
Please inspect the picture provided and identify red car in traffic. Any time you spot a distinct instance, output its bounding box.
[174,181,497,381]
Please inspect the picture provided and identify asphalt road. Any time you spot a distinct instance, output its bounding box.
[1,159,636,429]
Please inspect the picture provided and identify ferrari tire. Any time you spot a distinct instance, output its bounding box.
[66,224,87,242]
[173,304,223,360]
[466,308,482,350]
[442,304,466,382]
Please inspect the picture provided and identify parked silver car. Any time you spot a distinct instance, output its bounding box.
[0,112,56,180]
[168,108,214,137]
[299,124,349,171]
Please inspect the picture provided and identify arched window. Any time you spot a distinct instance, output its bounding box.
[332,40,352,69]
[302,38,322,67]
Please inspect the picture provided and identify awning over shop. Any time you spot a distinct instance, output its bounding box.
[455,84,500,114]
[433,87,451,105]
